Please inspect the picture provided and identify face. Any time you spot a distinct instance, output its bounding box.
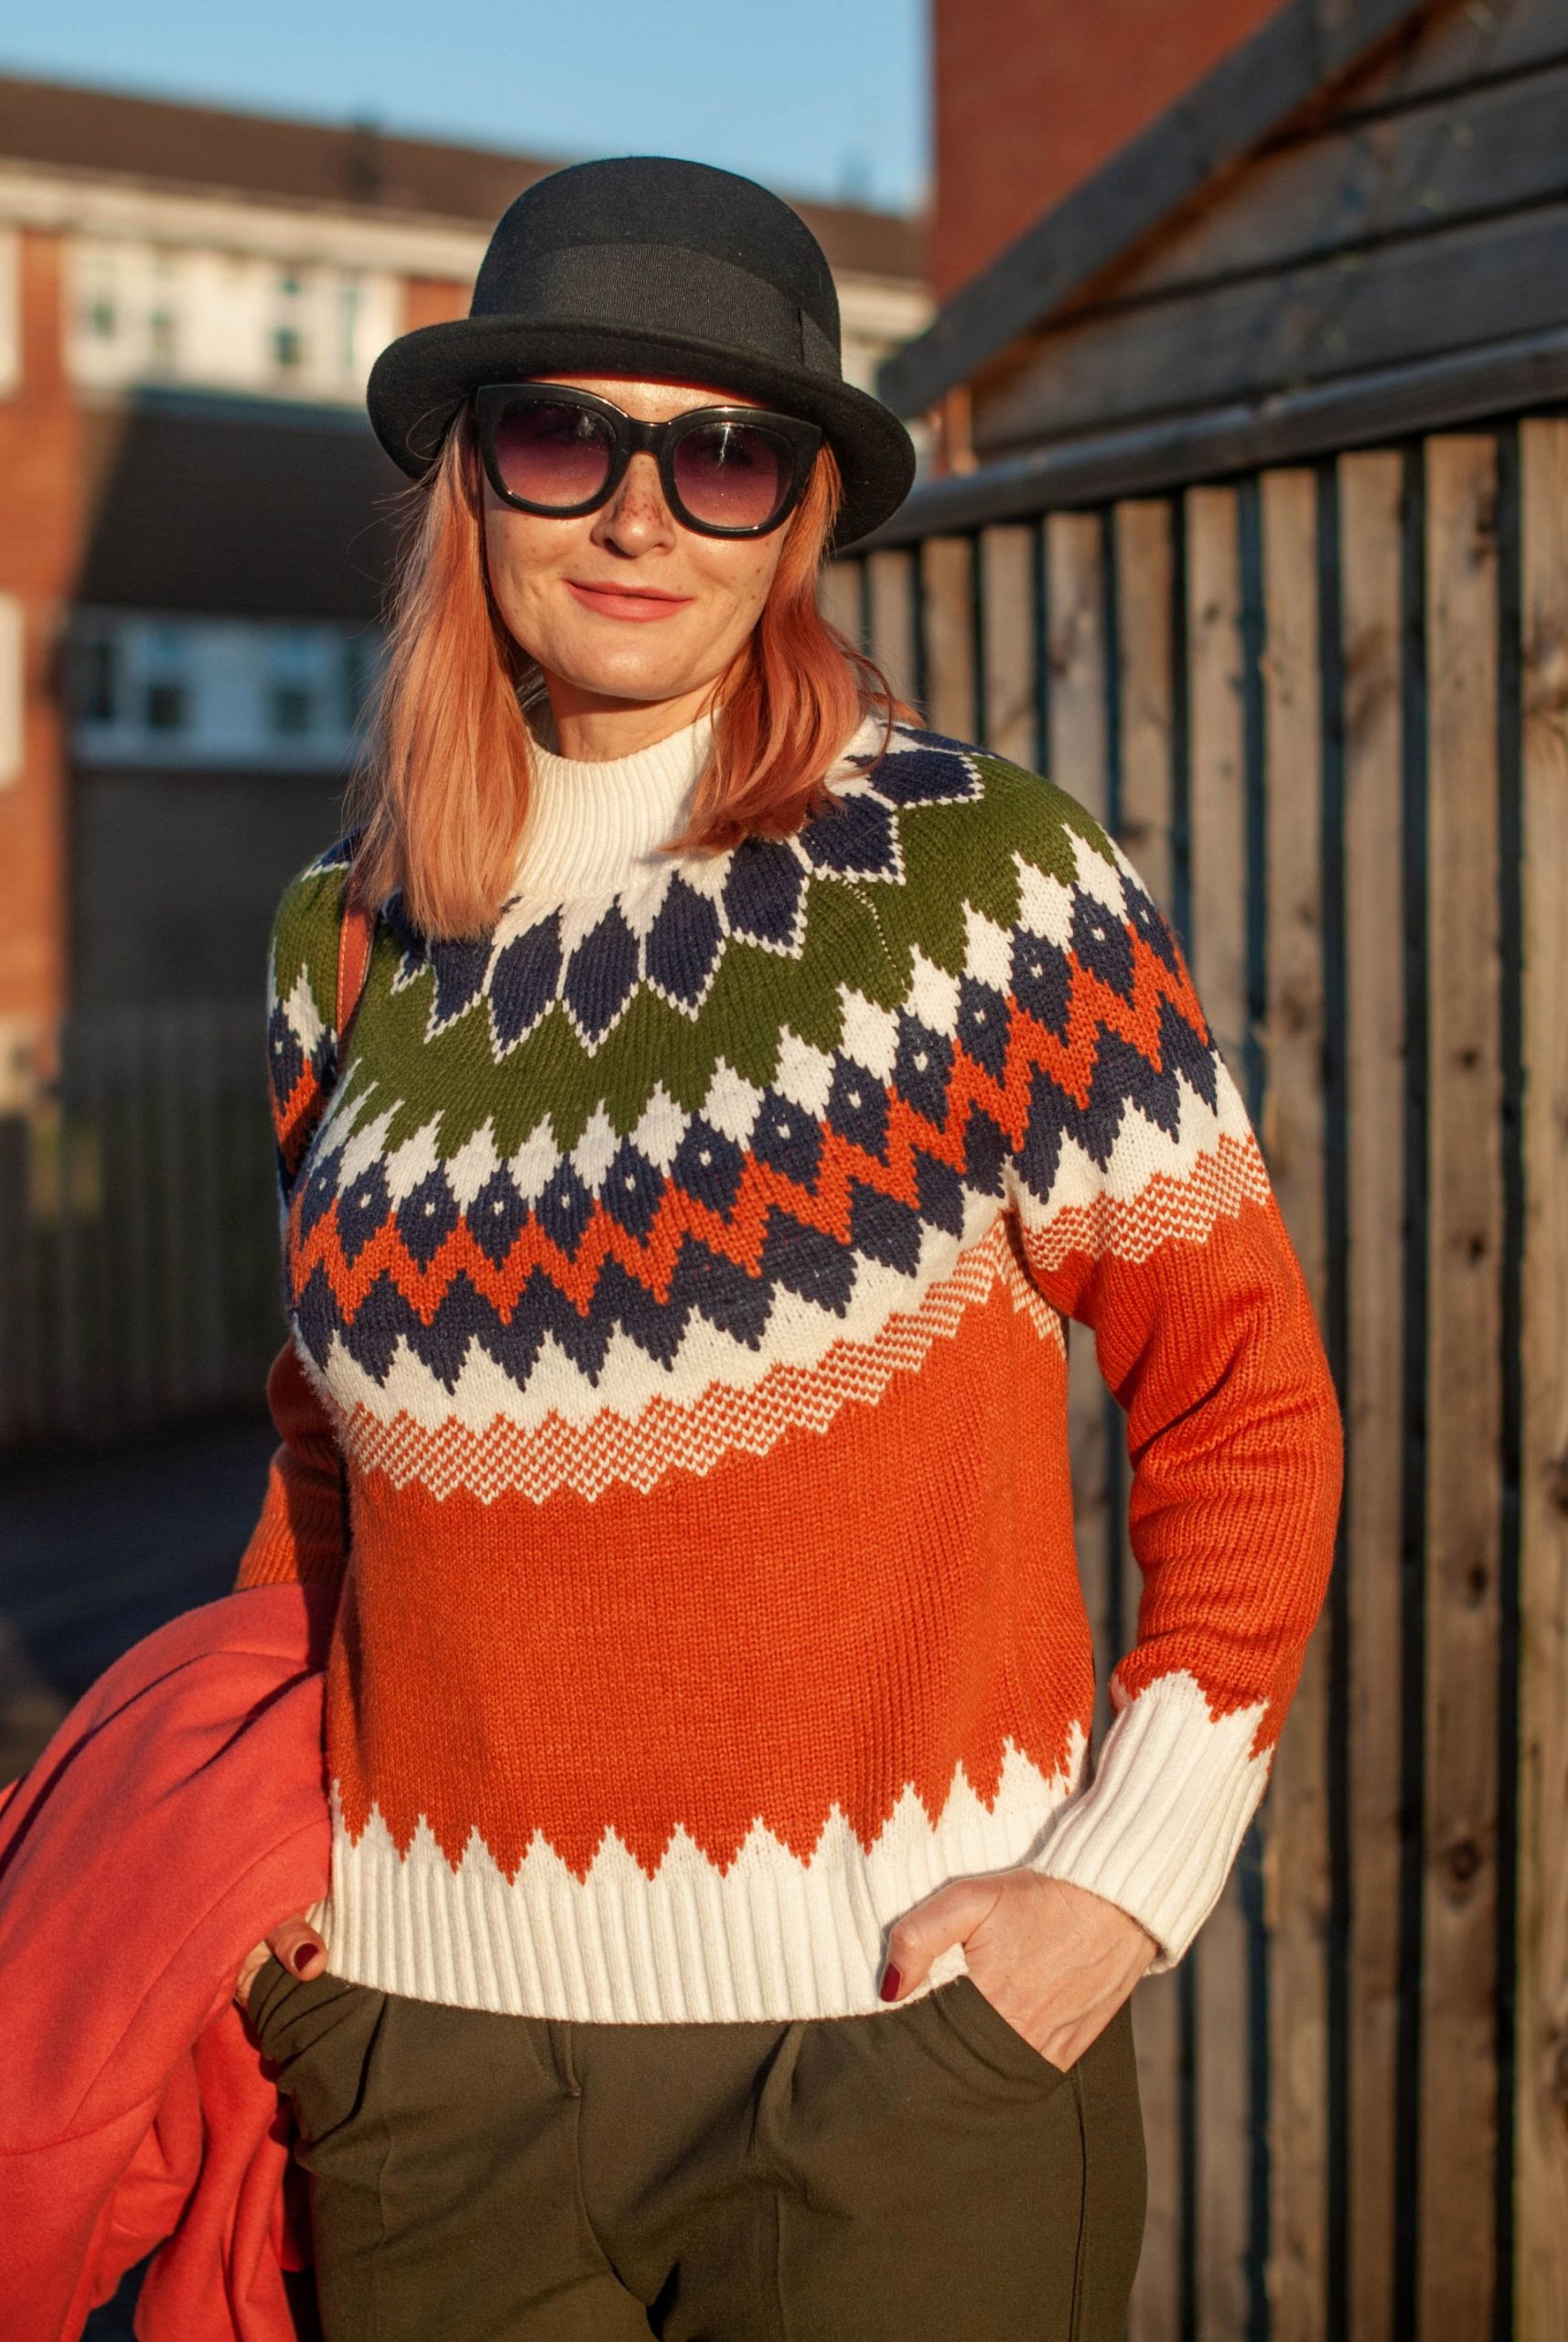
[480,374,794,716]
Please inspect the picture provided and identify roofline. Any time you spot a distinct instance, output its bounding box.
[0,69,924,278]
[849,323,1568,547]
[876,0,1428,417]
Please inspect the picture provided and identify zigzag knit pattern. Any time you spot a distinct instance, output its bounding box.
[237,713,1342,2023]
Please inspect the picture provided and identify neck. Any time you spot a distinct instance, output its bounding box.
[541,670,721,762]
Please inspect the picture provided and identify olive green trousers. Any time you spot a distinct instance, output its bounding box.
[250,1952,1145,2341]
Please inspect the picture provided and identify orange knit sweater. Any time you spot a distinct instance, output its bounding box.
[235,712,1342,2022]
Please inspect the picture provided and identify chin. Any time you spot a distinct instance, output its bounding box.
[554,645,710,704]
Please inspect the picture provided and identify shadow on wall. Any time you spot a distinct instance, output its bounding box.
[67,389,411,1011]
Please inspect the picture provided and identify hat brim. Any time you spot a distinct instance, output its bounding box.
[366,317,917,549]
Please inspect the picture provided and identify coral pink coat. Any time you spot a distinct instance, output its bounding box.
[0,1585,335,2342]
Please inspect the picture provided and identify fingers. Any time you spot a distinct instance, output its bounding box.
[878,1875,1004,2001]
[233,1915,328,2014]
[233,1939,271,2011]
[267,1914,328,1981]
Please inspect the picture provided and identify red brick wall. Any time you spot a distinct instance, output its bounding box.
[403,276,469,332]
[0,231,85,1080]
[930,0,1281,300]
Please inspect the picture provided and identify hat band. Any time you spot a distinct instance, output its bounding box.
[472,241,840,380]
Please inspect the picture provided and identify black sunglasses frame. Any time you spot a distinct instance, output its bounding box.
[473,382,823,539]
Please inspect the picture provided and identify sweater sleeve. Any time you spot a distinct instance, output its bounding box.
[988,778,1343,1968]
[234,1338,351,1591]
[233,845,359,1598]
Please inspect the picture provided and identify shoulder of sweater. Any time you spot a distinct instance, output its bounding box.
[875,722,1124,907]
[266,822,368,1032]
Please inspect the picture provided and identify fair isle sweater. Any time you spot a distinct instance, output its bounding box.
[235,708,1342,2025]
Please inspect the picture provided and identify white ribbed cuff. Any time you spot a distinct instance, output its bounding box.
[1030,1671,1272,1970]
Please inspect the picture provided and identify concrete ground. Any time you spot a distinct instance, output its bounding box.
[0,1411,281,2339]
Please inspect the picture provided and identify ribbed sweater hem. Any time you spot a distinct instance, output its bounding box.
[309,1730,1089,2023]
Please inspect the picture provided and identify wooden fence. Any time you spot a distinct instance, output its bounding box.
[824,420,1568,2339]
[0,1000,283,1445]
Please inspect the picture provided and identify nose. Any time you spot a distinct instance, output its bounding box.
[593,448,678,555]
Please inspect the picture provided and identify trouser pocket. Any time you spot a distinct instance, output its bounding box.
[248,1951,392,2153]
[929,1971,1070,2090]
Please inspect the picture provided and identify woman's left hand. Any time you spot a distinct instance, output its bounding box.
[878,1871,1159,2068]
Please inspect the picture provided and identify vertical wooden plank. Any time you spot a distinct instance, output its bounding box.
[1338,447,1407,2342]
[980,523,1036,768]
[1047,509,1120,1783]
[1259,467,1331,2338]
[1047,512,1108,821]
[817,556,864,650]
[866,547,917,710]
[1516,414,1568,2341]
[1184,482,1253,2342]
[1420,433,1503,2339]
[1114,500,1176,917]
[921,536,977,740]
[1112,489,1183,2342]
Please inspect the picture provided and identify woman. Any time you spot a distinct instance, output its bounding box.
[232,156,1342,2340]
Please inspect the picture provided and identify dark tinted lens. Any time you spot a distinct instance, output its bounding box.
[671,419,791,530]
[490,401,616,509]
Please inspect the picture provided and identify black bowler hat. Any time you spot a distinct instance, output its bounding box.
[366,155,917,547]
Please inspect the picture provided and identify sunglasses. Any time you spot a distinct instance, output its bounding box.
[474,382,822,539]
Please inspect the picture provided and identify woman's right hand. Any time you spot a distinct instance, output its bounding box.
[234,1914,328,2011]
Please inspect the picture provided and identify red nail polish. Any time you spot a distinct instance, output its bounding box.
[879,1964,902,2002]
[292,1946,317,1976]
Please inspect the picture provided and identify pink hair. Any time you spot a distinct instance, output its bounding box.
[345,403,909,940]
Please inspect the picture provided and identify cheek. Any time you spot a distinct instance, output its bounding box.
[483,511,575,643]
[693,542,786,632]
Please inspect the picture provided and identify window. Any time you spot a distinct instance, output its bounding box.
[79,635,117,724]
[273,271,306,375]
[143,627,191,734]
[338,277,362,377]
[267,628,320,737]
[269,682,313,735]
[147,254,178,371]
[145,680,187,730]
[66,236,398,400]
[70,613,382,767]
[74,246,124,355]
[342,632,379,730]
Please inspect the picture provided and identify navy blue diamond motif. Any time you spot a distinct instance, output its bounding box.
[337,1160,392,1266]
[825,1056,890,1162]
[799,790,898,880]
[563,908,640,1044]
[645,876,724,1008]
[751,1090,824,1188]
[468,1168,529,1268]
[672,1117,746,1219]
[602,1138,664,1241]
[490,916,564,1053]
[1071,894,1135,1002]
[536,1160,596,1260]
[722,836,803,948]
[955,975,1011,1080]
[891,1014,953,1128]
[400,1167,461,1268]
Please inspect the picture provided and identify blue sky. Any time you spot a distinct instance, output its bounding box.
[0,0,929,213]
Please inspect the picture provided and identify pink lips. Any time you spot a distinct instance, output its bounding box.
[566,579,693,622]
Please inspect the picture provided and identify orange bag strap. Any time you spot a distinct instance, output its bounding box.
[334,866,376,1053]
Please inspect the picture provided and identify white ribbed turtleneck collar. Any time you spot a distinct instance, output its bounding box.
[511,706,715,906]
